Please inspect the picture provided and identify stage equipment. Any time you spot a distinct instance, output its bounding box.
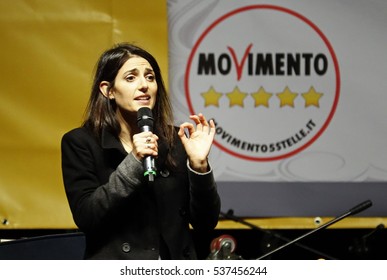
[207,234,243,260]
[256,200,372,260]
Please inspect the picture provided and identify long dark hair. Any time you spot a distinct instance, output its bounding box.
[83,43,176,166]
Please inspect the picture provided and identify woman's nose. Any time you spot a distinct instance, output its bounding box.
[139,77,149,91]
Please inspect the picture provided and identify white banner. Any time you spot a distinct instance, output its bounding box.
[167,0,387,216]
[168,0,387,182]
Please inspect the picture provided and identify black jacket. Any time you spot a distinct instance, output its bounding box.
[61,126,220,259]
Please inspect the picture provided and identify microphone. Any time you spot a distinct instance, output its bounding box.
[221,209,337,260]
[257,199,373,260]
[137,107,156,181]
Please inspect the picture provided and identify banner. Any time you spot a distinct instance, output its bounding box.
[167,0,387,216]
[0,0,168,229]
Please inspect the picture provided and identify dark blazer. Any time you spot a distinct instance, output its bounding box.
[61,126,220,259]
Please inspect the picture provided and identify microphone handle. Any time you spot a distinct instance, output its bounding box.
[140,125,156,182]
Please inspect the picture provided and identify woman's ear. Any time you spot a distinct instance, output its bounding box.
[100,81,114,99]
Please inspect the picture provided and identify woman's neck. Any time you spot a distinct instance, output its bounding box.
[117,110,139,152]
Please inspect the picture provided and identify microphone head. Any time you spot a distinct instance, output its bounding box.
[349,200,372,215]
[137,107,154,129]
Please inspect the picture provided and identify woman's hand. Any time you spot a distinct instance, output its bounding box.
[178,113,216,173]
[132,132,159,161]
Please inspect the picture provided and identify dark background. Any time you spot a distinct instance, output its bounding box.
[1,225,386,260]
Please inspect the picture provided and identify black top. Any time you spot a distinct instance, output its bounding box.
[61,126,220,259]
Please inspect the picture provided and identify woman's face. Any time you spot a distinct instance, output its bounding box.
[104,55,158,114]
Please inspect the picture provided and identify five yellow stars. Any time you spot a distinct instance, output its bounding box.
[200,86,323,108]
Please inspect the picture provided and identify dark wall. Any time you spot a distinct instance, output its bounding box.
[0,231,85,260]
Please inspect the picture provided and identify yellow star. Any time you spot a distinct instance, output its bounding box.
[302,86,323,108]
[276,87,298,108]
[201,86,223,107]
[226,86,248,107]
[251,87,273,108]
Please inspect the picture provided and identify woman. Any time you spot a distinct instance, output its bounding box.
[61,43,221,259]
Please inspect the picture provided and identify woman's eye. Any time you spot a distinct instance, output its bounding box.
[125,75,135,82]
[146,75,155,81]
